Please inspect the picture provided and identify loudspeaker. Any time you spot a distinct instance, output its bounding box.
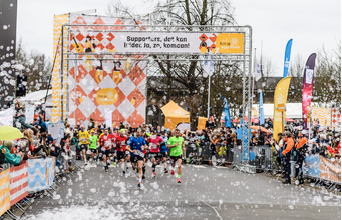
[16,74,27,97]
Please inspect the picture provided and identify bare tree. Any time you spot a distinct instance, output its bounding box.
[287,43,341,106]
[313,42,341,106]
[15,40,51,93]
[256,55,278,104]
[287,54,304,103]
[107,0,238,129]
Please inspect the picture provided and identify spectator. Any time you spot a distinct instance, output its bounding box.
[119,122,125,129]
[34,115,48,133]
[265,130,273,146]
[50,142,61,167]
[251,136,258,146]
[65,124,73,138]
[60,134,71,172]
[257,130,265,145]
[31,140,46,158]
[40,133,51,156]
[20,129,34,154]
[0,147,5,172]
[206,117,216,129]
[209,133,221,158]
[88,118,95,130]
[0,141,22,165]
[15,109,34,130]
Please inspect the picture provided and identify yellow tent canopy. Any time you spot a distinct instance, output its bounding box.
[160,101,190,130]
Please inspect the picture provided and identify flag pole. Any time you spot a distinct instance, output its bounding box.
[207,65,211,119]
[251,48,256,124]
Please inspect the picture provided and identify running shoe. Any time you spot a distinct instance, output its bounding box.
[152,172,156,177]
[142,174,145,179]
[122,171,125,176]
[164,169,168,173]
[170,170,175,175]
[177,178,182,183]
[137,182,141,187]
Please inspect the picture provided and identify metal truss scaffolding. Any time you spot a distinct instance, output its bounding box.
[59,24,253,170]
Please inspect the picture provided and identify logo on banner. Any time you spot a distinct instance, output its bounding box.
[216,33,244,54]
[306,69,314,84]
[96,88,119,105]
[284,59,290,68]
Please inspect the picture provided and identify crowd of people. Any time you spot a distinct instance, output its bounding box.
[0,109,340,189]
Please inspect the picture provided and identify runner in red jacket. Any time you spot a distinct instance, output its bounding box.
[115,129,129,175]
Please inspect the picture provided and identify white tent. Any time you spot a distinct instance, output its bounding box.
[253,103,302,119]
[18,90,53,120]
[19,90,52,103]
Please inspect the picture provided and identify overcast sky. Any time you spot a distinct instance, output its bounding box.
[17,0,341,76]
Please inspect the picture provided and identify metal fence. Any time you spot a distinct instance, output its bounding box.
[248,146,273,170]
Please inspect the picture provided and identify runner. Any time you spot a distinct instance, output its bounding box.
[167,128,185,183]
[159,132,169,173]
[88,129,98,165]
[126,128,148,187]
[116,129,129,175]
[78,125,90,165]
[99,128,115,172]
[147,129,164,177]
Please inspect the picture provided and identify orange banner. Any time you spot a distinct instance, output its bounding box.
[0,169,10,216]
[10,163,28,206]
[319,156,341,183]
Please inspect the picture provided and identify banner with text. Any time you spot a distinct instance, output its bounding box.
[0,108,14,126]
[320,156,341,183]
[25,106,35,124]
[10,163,28,206]
[273,77,291,141]
[0,169,10,216]
[69,31,244,55]
[67,15,147,128]
[302,53,317,129]
[47,123,64,144]
[303,154,320,178]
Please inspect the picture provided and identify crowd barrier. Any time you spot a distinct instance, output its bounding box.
[185,142,234,164]
[208,143,341,186]
[0,157,57,219]
[304,154,341,184]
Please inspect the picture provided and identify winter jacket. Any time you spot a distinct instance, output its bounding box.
[282,137,294,156]
[50,145,60,157]
[34,117,48,132]
[0,146,22,165]
[42,143,51,156]
[17,116,34,129]
[0,151,5,166]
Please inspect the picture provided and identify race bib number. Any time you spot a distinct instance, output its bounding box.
[121,141,125,146]
[138,151,144,157]
[104,141,111,147]
[135,150,144,157]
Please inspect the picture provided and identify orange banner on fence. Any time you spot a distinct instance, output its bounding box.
[0,169,10,216]
[319,155,341,183]
[10,163,28,206]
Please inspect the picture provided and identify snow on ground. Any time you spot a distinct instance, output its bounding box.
[23,202,173,220]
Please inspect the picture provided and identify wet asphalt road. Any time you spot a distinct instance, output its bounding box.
[21,161,341,220]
